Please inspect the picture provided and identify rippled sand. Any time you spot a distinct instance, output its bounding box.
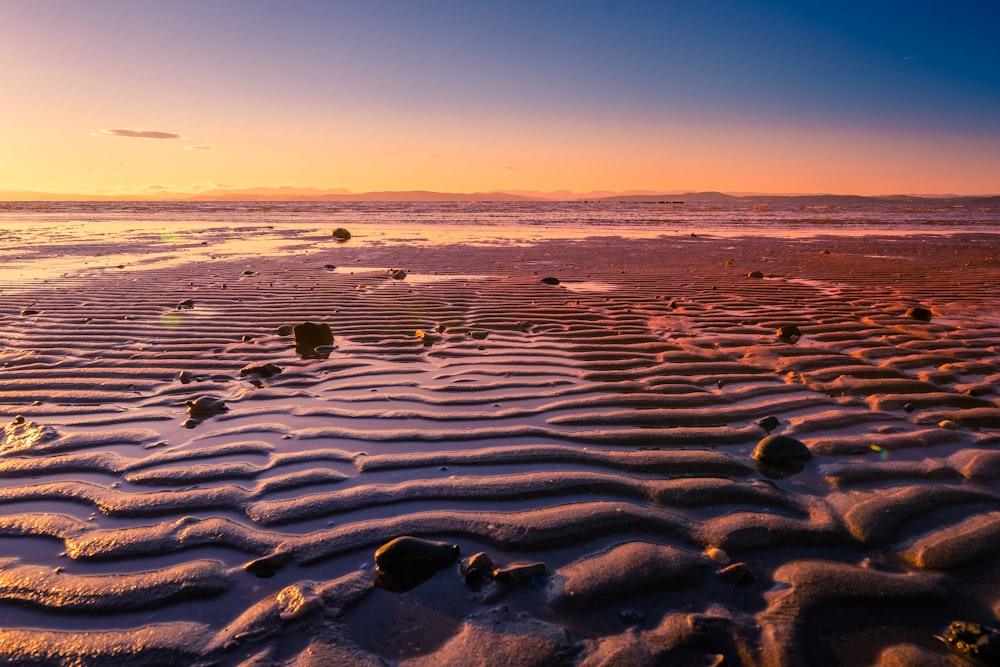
[1,231,998,666]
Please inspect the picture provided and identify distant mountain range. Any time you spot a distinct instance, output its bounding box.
[1,186,997,203]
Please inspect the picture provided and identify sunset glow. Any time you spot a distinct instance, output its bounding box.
[2,0,998,198]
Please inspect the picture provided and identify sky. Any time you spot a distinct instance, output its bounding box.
[2,0,999,197]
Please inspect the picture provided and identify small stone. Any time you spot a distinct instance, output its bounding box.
[276,325,294,336]
[704,547,729,564]
[905,306,933,322]
[746,270,764,279]
[756,415,780,433]
[415,330,438,347]
[540,277,561,285]
[391,269,407,280]
[941,620,1000,663]
[324,264,336,270]
[492,562,546,585]
[753,434,812,466]
[939,419,960,430]
[331,228,351,242]
[374,536,459,576]
[776,324,802,344]
[243,551,292,579]
[177,370,195,384]
[460,552,495,588]
[470,330,488,340]
[903,402,915,413]
[176,299,194,310]
[20,309,39,316]
[185,396,228,421]
[240,363,282,379]
[718,562,755,584]
[293,321,334,356]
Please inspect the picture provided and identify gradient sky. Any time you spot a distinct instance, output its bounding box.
[2,0,999,197]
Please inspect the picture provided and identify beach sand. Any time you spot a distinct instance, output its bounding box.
[1,230,998,666]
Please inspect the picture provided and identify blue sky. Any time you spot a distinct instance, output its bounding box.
[2,0,998,195]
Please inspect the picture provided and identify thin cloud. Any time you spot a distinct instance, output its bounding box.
[93,128,185,140]
[186,144,214,151]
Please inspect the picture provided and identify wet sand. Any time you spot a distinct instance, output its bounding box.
[1,230,998,666]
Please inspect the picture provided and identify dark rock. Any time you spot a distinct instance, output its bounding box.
[240,363,282,379]
[756,415,780,433]
[331,228,352,242]
[374,536,459,575]
[324,264,336,270]
[460,552,495,588]
[20,309,39,316]
[718,562,755,585]
[415,329,438,347]
[942,620,1000,663]
[753,434,812,466]
[293,321,334,357]
[176,299,195,310]
[540,277,561,285]
[776,325,802,344]
[185,396,228,421]
[276,325,294,336]
[373,536,459,592]
[470,330,488,340]
[493,562,547,585]
[391,269,407,280]
[177,370,196,384]
[746,271,764,279]
[243,551,292,579]
[906,306,933,322]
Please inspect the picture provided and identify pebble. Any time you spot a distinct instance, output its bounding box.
[746,270,764,279]
[540,277,561,285]
[293,321,334,356]
[240,363,282,379]
[756,415,780,433]
[704,547,729,564]
[175,299,194,310]
[718,562,755,584]
[492,562,546,585]
[941,620,1000,663]
[905,306,933,322]
[776,324,802,344]
[185,396,228,421]
[331,228,351,242]
[753,434,813,466]
[391,269,407,280]
[373,536,459,576]
[460,552,495,588]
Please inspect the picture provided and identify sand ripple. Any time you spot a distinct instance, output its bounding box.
[0,233,998,665]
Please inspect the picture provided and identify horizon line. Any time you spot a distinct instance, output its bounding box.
[2,187,998,202]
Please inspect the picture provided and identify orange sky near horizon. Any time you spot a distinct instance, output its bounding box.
[2,1,998,198]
